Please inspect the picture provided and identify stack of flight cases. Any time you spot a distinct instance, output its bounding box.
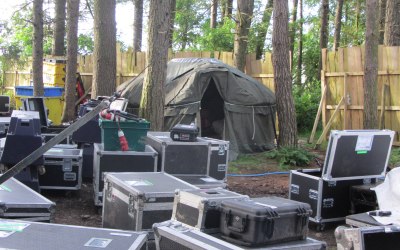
[170,189,324,249]
[39,147,83,190]
[93,143,158,206]
[146,132,229,184]
[0,219,148,250]
[102,172,198,234]
[0,177,55,222]
[289,130,395,230]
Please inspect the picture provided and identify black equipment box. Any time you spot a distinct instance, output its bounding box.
[22,97,49,127]
[0,177,55,222]
[173,174,226,189]
[39,147,83,190]
[219,197,312,246]
[349,183,380,214]
[146,131,210,174]
[0,95,10,114]
[197,136,229,180]
[81,143,94,179]
[102,172,198,232]
[335,225,400,250]
[172,188,248,233]
[72,100,102,144]
[153,220,327,250]
[0,219,148,250]
[289,130,394,230]
[93,143,158,206]
[170,123,199,142]
[1,110,43,166]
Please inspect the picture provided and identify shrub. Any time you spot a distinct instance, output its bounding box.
[265,147,316,170]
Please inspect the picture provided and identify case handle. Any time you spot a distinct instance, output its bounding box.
[263,218,275,239]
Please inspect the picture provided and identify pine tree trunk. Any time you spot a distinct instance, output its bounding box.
[140,0,171,130]
[226,0,233,18]
[33,0,44,97]
[379,0,387,44]
[52,0,66,56]
[210,0,218,28]
[333,0,344,50]
[296,0,303,86]
[384,0,400,45]
[169,0,176,48]
[272,0,297,147]
[133,0,143,51]
[318,0,329,81]
[62,0,80,122]
[364,0,379,129]
[91,0,116,98]
[233,0,254,72]
[289,0,298,67]
[255,0,273,60]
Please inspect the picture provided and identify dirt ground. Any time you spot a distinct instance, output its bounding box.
[42,172,338,249]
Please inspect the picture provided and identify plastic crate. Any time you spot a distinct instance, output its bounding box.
[43,61,66,75]
[99,118,150,151]
[43,73,65,87]
[15,86,64,97]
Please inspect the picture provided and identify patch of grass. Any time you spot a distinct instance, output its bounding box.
[229,154,265,173]
[264,147,316,170]
[389,147,400,167]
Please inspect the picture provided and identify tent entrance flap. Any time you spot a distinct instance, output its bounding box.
[200,78,224,139]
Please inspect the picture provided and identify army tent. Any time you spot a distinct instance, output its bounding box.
[117,58,276,159]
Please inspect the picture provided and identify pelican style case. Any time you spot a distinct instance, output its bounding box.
[39,147,83,190]
[197,136,229,180]
[102,172,198,233]
[172,188,249,233]
[0,177,55,222]
[146,132,210,174]
[153,220,327,250]
[219,197,312,246]
[0,219,148,250]
[170,123,199,142]
[173,174,226,189]
[335,225,400,250]
[93,143,158,206]
[289,130,395,230]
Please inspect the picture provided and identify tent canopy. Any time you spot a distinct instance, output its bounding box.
[117,58,276,158]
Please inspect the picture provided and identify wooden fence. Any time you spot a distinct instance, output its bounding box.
[321,45,400,143]
[3,49,275,94]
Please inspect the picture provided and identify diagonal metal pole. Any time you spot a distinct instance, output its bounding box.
[0,100,109,185]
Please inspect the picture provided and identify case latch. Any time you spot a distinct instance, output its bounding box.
[309,189,319,200]
[291,184,299,194]
[62,159,72,172]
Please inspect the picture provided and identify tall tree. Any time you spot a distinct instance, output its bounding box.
[333,0,344,50]
[133,0,143,51]
[62,0,80,122]
[33,0,44,97]
[140,0,171,130]
[318,0,329,80]
[210,0,218,28]
[296,0,303,86]
[169,0,176,48]
[384,0,400,45]
[272,0,297,147]
[289,0,298,67]
[255,0,273,60]
[52,0,66,56]
[91,0,116,98]
[233,0,254,72]
[379,0,387,44]
[363,0,379,129]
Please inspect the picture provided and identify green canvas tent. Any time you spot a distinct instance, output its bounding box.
[117,58,276,159]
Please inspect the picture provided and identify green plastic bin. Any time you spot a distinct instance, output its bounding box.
[99,118,150,151]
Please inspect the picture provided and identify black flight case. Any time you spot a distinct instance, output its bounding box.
[289,130,394,230]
